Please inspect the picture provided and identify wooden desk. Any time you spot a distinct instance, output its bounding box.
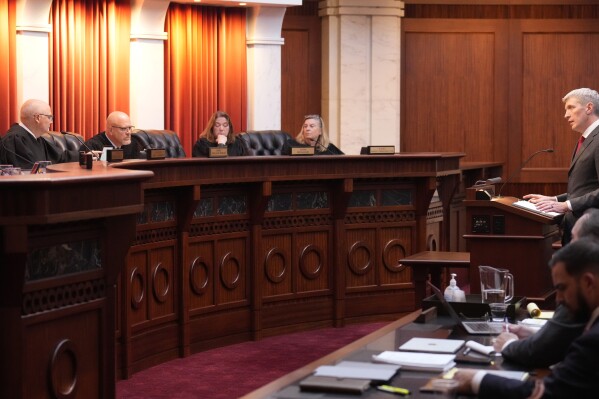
[111,153,464,377]
[400,251,470,306]
[240,309,525,398]
[0,163,152,399]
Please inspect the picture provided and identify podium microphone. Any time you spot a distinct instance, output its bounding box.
[497,148,554,197]
[61,131,98,160]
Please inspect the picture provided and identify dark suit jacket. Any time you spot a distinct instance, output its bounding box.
[81,132,143,160]
[556,125,599,243]
[480,316,599,398]
[501,305,586,368]
[0,124,71,169]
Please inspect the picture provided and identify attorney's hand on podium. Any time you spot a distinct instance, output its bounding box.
[523,194,567,214]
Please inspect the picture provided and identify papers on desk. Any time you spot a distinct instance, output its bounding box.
[313,361,400,381]
[465,340,495,356]
[513,200,560,217]
[519,318,548,328]
[373,351,456,372]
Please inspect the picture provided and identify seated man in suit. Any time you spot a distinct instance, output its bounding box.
[491,209,599,368]
[454,238,599,398]
[0,99,74,168]
[81,111,143,159]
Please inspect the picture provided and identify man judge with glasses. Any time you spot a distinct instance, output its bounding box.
[81,111,143,159]
[0,99,74,169]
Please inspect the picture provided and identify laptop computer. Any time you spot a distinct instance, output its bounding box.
[427,281,505,335]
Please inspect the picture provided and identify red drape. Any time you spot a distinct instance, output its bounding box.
[165,4,247,155]
[0,0,17,133]
[50,0,130,139]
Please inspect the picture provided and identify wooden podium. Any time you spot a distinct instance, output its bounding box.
[464,187,561,303]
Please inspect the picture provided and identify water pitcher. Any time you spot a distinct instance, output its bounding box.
[479,265,514,303]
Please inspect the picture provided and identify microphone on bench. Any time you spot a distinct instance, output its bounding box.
[61,131,99,160]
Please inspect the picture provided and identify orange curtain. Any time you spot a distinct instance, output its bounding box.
[0,0,17,133]
[165,4,247,155]
[50,0,130,139]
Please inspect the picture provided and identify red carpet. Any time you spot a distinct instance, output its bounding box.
[117,321,388,399]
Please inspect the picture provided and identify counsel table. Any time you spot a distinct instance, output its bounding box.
[241,309,532,398]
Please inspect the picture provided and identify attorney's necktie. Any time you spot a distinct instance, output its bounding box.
[576,135,585,154]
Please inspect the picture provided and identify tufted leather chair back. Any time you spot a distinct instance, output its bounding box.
[43,131,85,152]
[132,129,186,158]
[240,130,292,156]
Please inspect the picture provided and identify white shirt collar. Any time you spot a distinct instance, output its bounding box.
[582,118,599,138]
[19,122,38,140]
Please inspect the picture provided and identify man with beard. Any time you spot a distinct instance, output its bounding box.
[453,238,599,398]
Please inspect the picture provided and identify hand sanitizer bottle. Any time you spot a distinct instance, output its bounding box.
[444,273,466,302]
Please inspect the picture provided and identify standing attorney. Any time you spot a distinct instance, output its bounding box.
[525,88,599,244]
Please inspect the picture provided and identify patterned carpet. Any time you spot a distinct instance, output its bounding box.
[117,321,388,399]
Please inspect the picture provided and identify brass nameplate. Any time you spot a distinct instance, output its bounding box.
[290,147,315,156]
[107,149,124,162]
[146,148,166,160]
[209,147,228,158]
[363,146,395,155]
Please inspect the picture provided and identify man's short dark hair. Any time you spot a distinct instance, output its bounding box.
[550,237,599,276]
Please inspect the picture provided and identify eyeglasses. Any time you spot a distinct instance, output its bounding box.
[111,125,135,133]
[36,114,54,121]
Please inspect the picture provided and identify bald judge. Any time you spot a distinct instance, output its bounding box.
[80,111,143,159]
[0,99,74,169]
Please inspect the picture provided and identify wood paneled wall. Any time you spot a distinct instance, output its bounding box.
[281,1,321,136]
[402,1,599,197]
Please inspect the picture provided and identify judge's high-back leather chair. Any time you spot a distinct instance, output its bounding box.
[240,130,293,156]
[44,131,85,153]
[132,129,186,158]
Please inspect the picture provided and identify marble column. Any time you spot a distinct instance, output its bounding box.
[129,0,170,129]
[246,6,287,130]
[15,0,53,107]
[319,0,404,154]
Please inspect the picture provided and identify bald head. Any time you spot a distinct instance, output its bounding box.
[20,99,53,137]
[105,111,133,147]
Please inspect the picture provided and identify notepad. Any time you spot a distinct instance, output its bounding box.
[513,200,560,217]
[299,376,371,394]
[399,337,465,354]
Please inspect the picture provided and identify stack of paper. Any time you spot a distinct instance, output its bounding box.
[373,351,456,372]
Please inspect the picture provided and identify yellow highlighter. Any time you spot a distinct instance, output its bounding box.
[375,384,411,395]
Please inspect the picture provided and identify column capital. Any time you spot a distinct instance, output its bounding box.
[130,0,170,41]
[246,6,287,46]
[319,0,404,17]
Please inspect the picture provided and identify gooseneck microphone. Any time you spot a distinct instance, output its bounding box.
[497,148,554,197]
[61,131,98,160]
[311,135,333,155]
